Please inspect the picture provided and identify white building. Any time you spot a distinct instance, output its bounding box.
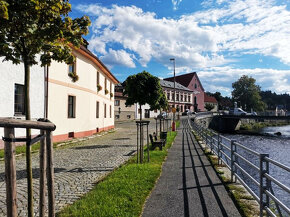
[0,44,118,147]
[135,103,159,120]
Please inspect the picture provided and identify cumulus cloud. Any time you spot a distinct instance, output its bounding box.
[198,66,290,95]
[100,49,136,69]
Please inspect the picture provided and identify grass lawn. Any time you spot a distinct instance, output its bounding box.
[57,131,177,217]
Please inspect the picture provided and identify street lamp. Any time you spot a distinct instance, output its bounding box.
[170,58,176,131]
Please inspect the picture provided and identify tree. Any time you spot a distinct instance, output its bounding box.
[205,103,215,111]
[232,75,265,111]
[150,91,169,112]
[123,71,164,120]
[0,1,90,216]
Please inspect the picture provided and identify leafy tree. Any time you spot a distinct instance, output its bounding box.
[232,75,266,111]
[0,1,90,216]
[150,91,169,112]
[123,71,164,120]
[206,91,233,110]
[205,103,215,111]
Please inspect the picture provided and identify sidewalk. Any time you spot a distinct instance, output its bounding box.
[142,119,241,217]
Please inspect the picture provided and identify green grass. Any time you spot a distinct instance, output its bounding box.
[57,131,177,217]
[0,142,41,159]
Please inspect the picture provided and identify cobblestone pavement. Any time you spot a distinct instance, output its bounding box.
[0,119,158,216]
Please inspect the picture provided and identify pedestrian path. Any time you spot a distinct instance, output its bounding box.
[142,119,241,217]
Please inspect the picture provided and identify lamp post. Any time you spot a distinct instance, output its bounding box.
[170,58,176,131]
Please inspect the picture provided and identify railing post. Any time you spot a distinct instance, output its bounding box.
[4,127,17,217]
[230,140,237,182]
[39,130,46,217]
[259,154,269,217]
[46,130,55,217]
[217,133,221,165]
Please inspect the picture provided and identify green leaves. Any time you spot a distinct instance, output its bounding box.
[0,0,8,19]
[232,75,266,111]
[0,0,91,66]
[123,71,167,111]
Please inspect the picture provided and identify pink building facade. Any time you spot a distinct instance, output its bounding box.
[165,72,205,112]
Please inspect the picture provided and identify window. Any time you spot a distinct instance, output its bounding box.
[105,78,107,90]
[172,93,175,100]
[127,115,131,119]
[110,82,112,94]
[110,105,112,118]
[68,95,76,118]
[181,94,183,102]
[176,93,179,101]
[96,101,99,118]
[188,95,191,102]
[115,100,120,106]
[138,109,141,114]
[97,71,100,86]
[104,104,107,118]
[167,92,170,100]
[194,96,197,105]
[14,84,25,115]
[185,94,187,102]
[194,83,197,89]
[68,62,76,74]
[115,115,120,119]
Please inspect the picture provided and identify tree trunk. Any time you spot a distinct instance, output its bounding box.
[24,61,34,217]
[140,104,142,121]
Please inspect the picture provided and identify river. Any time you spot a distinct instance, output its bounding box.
[223,125,290,214]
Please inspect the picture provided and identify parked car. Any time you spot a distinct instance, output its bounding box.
[229,108,247,116]
[157,112,167,118]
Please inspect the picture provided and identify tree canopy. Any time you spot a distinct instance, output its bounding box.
[232,75,265,111]
[123,71,165,119]
[0,0,90,66]
[205,103,215,111]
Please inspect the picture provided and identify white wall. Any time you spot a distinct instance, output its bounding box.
[135,103,159,120]
[48,50,115,139]
[0,57,45,140]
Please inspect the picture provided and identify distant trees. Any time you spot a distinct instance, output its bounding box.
[205,103,215,111]
[260,91,290,110]
[206,91,233,110]
[232,75,266,111]
[123,71,165,120]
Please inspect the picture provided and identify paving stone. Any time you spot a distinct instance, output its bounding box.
[0,120,157,216]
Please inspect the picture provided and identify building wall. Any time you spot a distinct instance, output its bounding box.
[186,74,205,111]
[0,57,45,147]
[162,87,193,112]
[135,103,159,120]
[114,97,135,121]
[47,50,115,142]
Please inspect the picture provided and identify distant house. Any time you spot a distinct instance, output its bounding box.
[165,72,205,112]
[160,79,193,113]
[0,43,119,146]
[114,83,135,121]
[204,93,218,111]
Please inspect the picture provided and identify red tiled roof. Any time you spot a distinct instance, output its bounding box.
[164,72,204,91]
[204,93,218,103]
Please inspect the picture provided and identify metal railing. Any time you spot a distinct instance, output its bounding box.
[190,119,290,217]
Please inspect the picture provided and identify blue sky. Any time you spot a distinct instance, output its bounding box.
[70,0,290,96]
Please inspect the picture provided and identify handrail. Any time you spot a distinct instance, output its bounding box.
[190,119,290,217]
[0,118,56,131]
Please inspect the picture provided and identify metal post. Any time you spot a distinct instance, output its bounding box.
[230,140,237,182]
[136,123,139,163]
[39,130,46,217]
[147,123,149,162]
[217,133,221,165]
[259,154,269,217]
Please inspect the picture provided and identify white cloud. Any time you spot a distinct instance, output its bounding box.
[100,49,136,69]
[172,0,183,10]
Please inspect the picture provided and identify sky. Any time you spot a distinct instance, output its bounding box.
[70,0,290,96]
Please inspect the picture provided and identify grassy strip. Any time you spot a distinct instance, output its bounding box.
[57,131,177,217]
[0,142,41,159]
[192,131,259,217]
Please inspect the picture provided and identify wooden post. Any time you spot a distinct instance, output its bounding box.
[4,127,17,217]
[46,131,55,217]
[39,130,47,217]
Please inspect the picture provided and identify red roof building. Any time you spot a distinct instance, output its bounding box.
[165,72,205,112]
